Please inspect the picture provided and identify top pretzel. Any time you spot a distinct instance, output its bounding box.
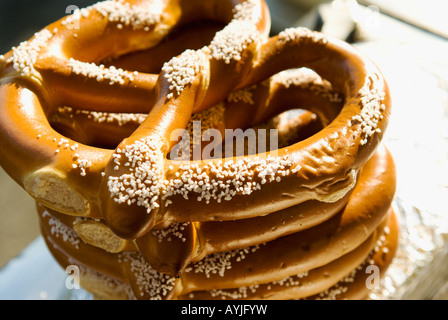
[0,0,391,242]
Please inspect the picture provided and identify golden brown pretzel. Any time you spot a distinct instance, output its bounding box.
[98,27,391,240]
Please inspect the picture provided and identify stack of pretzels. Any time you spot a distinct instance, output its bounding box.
[0,0,398,300]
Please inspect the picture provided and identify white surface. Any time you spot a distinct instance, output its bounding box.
[0,236,91,300]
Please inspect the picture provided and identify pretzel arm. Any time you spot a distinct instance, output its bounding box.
[0,77,111,218]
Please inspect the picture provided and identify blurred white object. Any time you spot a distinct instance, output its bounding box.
[319,0,357,40]
[319,0,384,41]
[266,0,362,40]
[359,0,448,39]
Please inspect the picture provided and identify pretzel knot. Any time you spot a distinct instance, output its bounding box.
[0,0,398,300]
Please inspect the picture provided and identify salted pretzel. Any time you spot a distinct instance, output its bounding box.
[0,0,396,300]
[96,25,391,242]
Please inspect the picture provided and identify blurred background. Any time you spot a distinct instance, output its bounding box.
[1,0,448,52]
[0,0,447,299]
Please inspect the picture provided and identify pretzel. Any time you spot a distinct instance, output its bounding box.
[0,0,396,300]
[37,143,397,300]
[96,27,391,241]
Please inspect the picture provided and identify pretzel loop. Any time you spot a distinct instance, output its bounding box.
[0,0,271,220]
